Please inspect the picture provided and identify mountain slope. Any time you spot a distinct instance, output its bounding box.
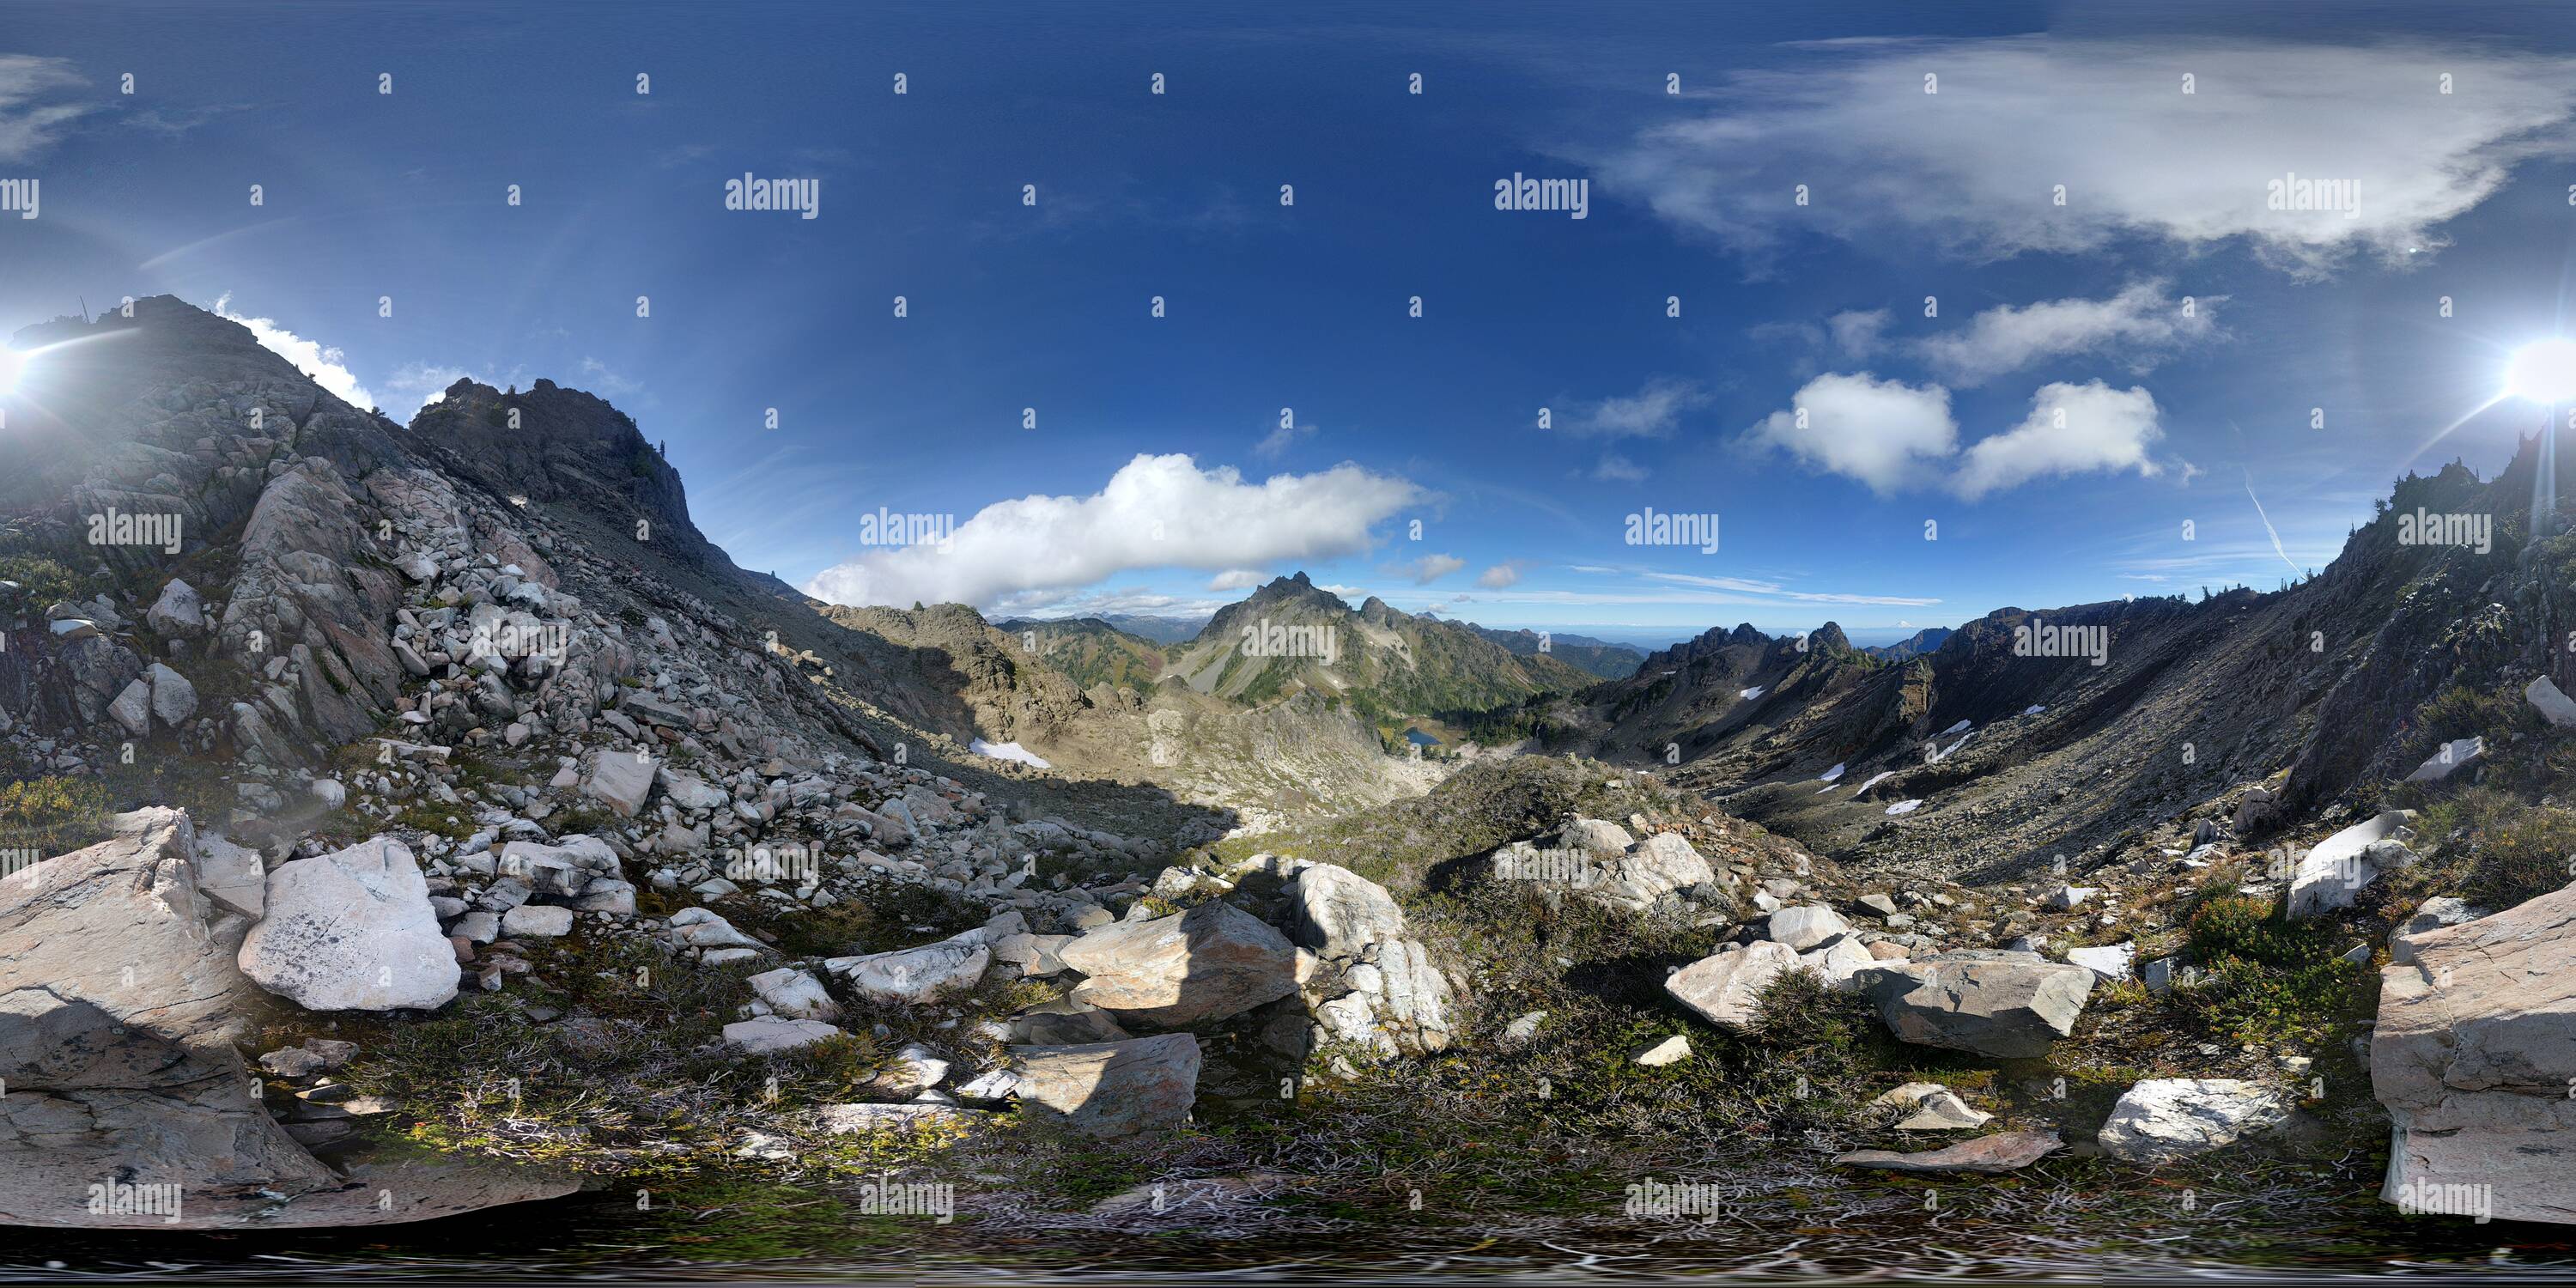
[1518,451,2576,885]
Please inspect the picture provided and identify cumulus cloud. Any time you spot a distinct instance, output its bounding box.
[1477,563,1522,589]
[1915,282,2219,385]
[210,294,378,412]
[1383,553,1467,585]
[1564,377,1706,437]
[0,55,91,162]
[1745,373,1958,495]
[1952,380,2164,499]
[1593,37,2576,277]
[1206,568,1267,591]
[803,453,1423,610]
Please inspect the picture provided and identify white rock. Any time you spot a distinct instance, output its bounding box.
[310,779,348,811]
[146,663,197,727]
[1666,941,1800,1030]
[2098,1078,2288,1163]
[2067,943,2136,981]
[238,837,458,1012]
[2288,811,2415,919]
[1769,904,1849,951]
[723,1017,842,1054]
[1632,1034,1692,1066]
[2404,737,2485,784]
[747,967,840,1022]
[826,930,991,1004]
[501,904,574,938]
[2530,676,2576,730]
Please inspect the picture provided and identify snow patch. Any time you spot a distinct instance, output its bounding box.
[1739,685,1765,700]
[970,739,1053,769]
[2022,704,2046,716]
[1854,771,1897,796]
[1941,719,1973,736]
[1886,799,1923,816]
[1818,762,1846,782]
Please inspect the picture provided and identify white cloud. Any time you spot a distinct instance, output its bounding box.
[1745,373,1958,495]
[1592,453,1649,483]
[1953,380,2164,499]
[383,362,471,414]
[804,453,1423,610]
[1254,420,1316,459]
[1383,553,1467,585]
[0,55,91,162]
[1594,37,2576,277]
[1565,377,1706,437]
[1477,563,1521,589]
[1828,309,1889,357]
[578,355,643,398]
[1915,282,2219,385]
[1206,568,1267,591]
[210,294,378,412]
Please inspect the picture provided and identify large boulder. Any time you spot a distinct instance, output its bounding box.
[1855,951,2093,1058]
[1060,901,1298,1028]
[146,662,197,727]
[585,749,658,817]
[2097,1078,2289,1163]
[1768,904,1849,951]
[2287,810,2415,920]
[1583,831,1717,912]
[238,836,458,1012]
[1010,1034,1200,1138]
[145,577,207,637]
[1285,862,1455,1054]
[1289,864,1408,960]
[826,930,990,1004]
[1666,941,1799,1030]
[0,808,571,1227]
[2373,884,2576,1224]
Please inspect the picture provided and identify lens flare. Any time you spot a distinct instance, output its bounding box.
[2505,337,2576,403]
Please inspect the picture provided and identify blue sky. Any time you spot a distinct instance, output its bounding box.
[8,2,2576,648]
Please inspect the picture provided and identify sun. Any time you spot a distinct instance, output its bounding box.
[2505,337,2576,403]
[0,345,21,396]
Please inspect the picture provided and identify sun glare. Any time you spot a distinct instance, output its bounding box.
[2505,337,2576,403]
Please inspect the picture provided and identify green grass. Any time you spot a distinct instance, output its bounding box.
[2174,893,2374,1047]
[0,775,111,854]
[2414,786,2576,912]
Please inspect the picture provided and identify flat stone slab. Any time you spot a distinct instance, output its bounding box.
[1837,1132,2063,1175]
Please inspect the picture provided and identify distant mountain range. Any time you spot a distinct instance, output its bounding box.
[1464,625,1646,679]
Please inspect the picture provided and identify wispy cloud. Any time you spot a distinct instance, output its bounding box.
[0,54,91,162]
